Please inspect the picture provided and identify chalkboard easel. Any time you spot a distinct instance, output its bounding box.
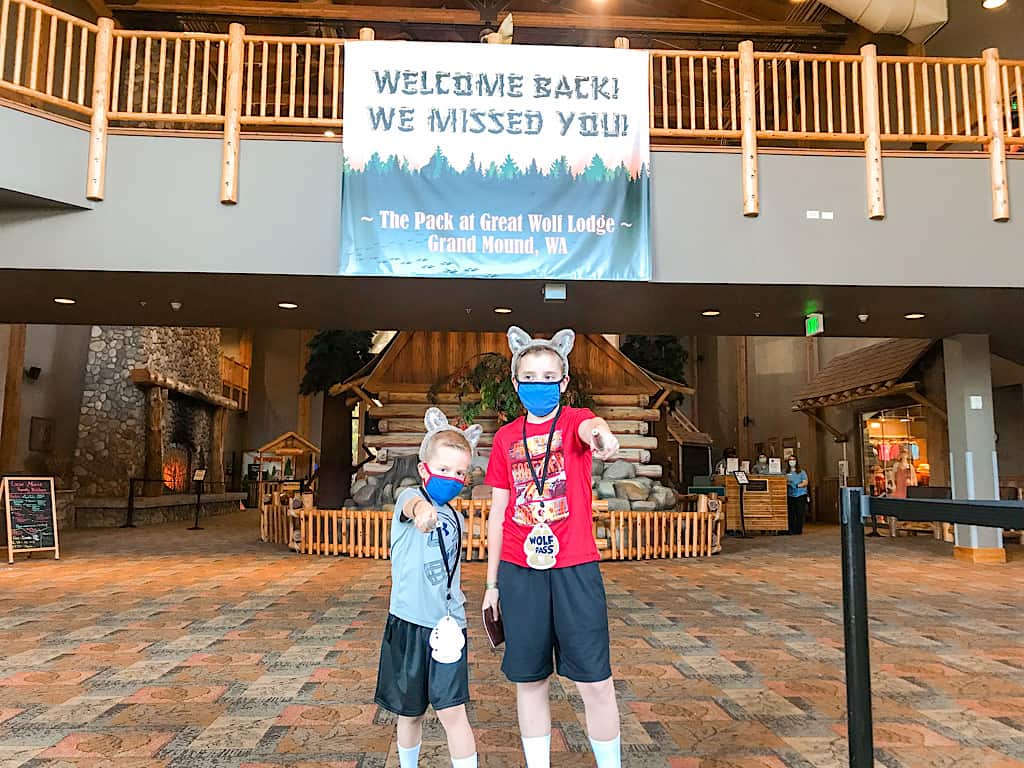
[2,476,60,564]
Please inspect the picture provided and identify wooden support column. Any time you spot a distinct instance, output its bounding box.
[220,22,245,204]
[982,48,1010,222]
[736,336,750,457]
[86,18,114,201]
[860,44,885,220]
[738,41,759,217]
[0,324,27,474]
[143,387,167,496]
[297,329,314,438]
[208,406,227,489]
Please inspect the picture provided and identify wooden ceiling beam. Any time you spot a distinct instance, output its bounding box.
[108,0,846,39]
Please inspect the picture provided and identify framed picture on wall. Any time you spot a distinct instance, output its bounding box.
[28,417,55,453]
[782,436,798,461]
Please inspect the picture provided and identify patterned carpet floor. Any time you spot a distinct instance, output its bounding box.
[1,510,1023,767]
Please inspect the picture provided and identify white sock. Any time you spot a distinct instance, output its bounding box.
[589,734,621,768]
[451,754,478,768]
[398,742,421,768]
[522,733,551,768]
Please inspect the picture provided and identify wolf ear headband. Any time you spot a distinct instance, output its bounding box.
[419,407,483,462]
[507,326,575,377]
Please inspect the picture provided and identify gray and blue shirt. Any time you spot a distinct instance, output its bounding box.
[388,487,467,629]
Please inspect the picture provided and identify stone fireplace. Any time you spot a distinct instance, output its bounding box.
[73,326,234,498]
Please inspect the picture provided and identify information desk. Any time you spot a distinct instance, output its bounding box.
[713,474,789,532]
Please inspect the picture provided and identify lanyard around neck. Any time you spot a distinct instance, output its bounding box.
[419,488,461,603]
[522,404,563,509]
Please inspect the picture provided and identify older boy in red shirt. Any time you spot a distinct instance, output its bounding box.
[483,326,622,768]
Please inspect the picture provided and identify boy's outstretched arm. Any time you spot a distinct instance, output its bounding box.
[579,416,619,461]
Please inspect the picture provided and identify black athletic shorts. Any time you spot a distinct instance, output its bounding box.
[374,614,470,717]
[497,560,612,684]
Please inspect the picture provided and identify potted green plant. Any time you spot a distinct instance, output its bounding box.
[431,352,593,425]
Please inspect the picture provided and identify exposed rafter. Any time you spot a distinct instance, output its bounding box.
[108,0,847,40]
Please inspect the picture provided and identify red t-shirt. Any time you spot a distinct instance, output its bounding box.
[485,406,599,569]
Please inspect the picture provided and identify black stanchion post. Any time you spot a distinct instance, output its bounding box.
[122,478,137,528]
[840,487,874,768]
[189,479,204,530]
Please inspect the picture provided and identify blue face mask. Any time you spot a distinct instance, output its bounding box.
[424,470,465,506]
[516,380,562,417]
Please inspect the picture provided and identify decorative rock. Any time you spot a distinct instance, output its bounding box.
[606,498,631,512]
[472,484,493,500]
[397,477,419,489]
[614,480,650,501]
[603,460,636,480]
[351,479,368,496]
[631,501,658,511]
[353,482,377,506]
[596,481,618,500]
[590,459,606,477]
[650,487,678,510]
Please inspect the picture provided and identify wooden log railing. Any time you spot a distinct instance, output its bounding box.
[0,0,1019,217]
[283,496,724,561]
[0,0,97,115]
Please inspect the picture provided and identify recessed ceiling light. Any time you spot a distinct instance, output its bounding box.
[493,307,513,314]
[278,302,299,310]
[983,0,1006,9]
[323,130,336,137]
[53,297,76,305]
[904,312,926,320]
[701,309,721,317]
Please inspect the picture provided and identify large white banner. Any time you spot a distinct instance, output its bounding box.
[340,41,650,280]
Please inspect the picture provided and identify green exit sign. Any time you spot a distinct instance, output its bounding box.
[805,312,825,337]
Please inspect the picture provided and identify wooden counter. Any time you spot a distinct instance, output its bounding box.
[713,475,788,532]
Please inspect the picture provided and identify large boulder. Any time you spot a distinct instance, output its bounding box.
[606,498,631,512]
[614,480,650,501]
[591,459,606,477]
[596,481,618,500]
[472,484,493,500]
[631,500,658,512]
[650,486,678,510]
[603,460,636,480]
[353,480,378,508]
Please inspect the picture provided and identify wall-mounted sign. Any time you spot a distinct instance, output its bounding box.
[805,312,825,337]
[340,41,650,281]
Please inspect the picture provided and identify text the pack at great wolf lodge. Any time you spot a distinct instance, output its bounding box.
[340,41,650,281]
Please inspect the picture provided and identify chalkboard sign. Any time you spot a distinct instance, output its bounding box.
[2,477,60,564]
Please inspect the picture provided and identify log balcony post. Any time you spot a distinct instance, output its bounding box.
[982,47,1010,222]
[860,44,885,220]
[738,40,759,217]
[86,17,114,201]
[220,22,245,204]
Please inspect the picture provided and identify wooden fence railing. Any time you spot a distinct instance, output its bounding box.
[0,0,1018,218]
[279,494,724,561]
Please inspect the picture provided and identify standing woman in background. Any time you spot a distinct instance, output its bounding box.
[785,456,809,535]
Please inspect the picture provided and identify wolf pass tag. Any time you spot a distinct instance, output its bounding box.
[524,521,559,570]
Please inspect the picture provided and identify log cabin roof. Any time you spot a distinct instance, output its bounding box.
[792,339,936,411]
[258,431,321,455]
[344,330,662,395]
